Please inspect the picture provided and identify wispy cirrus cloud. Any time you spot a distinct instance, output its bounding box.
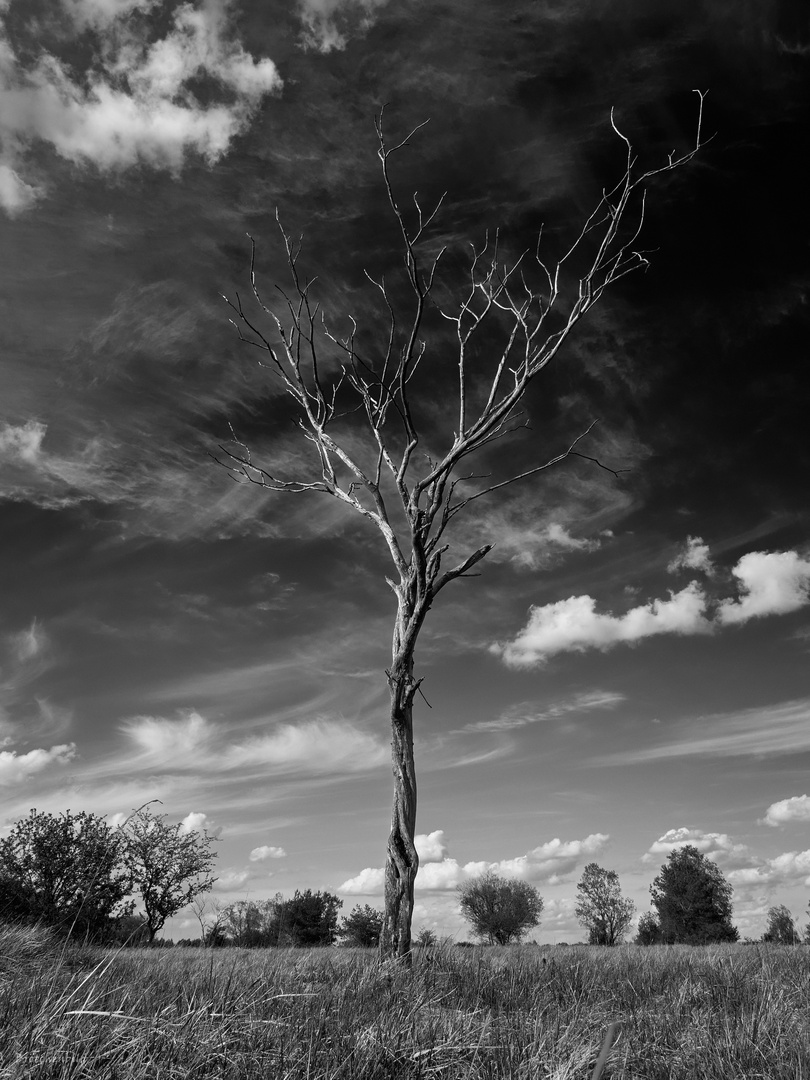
[297,0,389,52]
[459,689,625,734]
[1,619,62,739]
[120,709,387,777]
[493,544,810,666]
[339,830,609,895]
[596,698,810,765]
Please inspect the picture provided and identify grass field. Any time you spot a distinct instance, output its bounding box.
[1,924,809,1078]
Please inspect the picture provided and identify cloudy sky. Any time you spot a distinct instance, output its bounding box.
[1,0,809,942]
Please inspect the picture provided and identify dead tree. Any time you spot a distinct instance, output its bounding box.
[220,96,706,962]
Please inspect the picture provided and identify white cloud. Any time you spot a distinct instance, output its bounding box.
[0,420,46,464]
[416,830,448,863]
[339,865,385,895]
[642,827,749,866]
[668,536,714,575]
[762,794,810,827]
[179,811,217,834]
[494,582,710,666]
[729,850,810,889]
[0,163,41,216]
[494,545,810,667]
[717,550,810,625]
[0,0,281,214]
[249,844,287,861]
[212,869,251,891]
[338,831,609,895]
[0,742,76,784]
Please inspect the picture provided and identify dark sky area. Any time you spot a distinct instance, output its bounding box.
[1,0,809,940]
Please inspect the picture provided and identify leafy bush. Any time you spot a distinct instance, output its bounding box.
[0,809,131,940]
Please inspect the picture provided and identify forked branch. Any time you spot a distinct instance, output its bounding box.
[222,96,706,597]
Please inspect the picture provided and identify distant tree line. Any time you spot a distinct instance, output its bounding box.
[203,892,344,948]
[4,810,803,948]
[186,898,438,949]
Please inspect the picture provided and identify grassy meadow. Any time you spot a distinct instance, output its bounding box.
[1,924,809,1078]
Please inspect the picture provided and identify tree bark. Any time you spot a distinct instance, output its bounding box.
[379,593,423,962]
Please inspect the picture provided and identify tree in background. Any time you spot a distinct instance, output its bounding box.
[635,911,662,946]
[120,806,218,943]
[415,927,437,948]
[339,904,383,947]
[219,898,282,946]
[282,890,343,947]
[220,102,705,960]
[575,862,635,945]
[217,892,342,947]
[650,845,738,944]
[762,905,800,944]
[191,895,230,947]
[458,871,543,945]
[0,809,130,940]
[106,912,151,946]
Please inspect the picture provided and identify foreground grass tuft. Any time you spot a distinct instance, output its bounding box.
[1,935,809,1077]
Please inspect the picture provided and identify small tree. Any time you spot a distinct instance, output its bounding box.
[0,809,131,940]
[121,807,218,943]
[282,889,343,946]
[575,862,635,945]
[339,904,384,947]
[763,905,800,944]
[650,845,738,944]
[220,101,706,960]
[458,870,543,945]
[635,911,662,945]
[415,926,437,948]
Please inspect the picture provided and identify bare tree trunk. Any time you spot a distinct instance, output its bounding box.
[380,588,425,962]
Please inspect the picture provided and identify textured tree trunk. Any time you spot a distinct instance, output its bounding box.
[379,586,425,963]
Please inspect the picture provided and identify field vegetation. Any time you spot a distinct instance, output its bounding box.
[2,922,809,1078]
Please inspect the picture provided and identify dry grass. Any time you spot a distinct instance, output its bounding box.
[1,926,809,1078]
